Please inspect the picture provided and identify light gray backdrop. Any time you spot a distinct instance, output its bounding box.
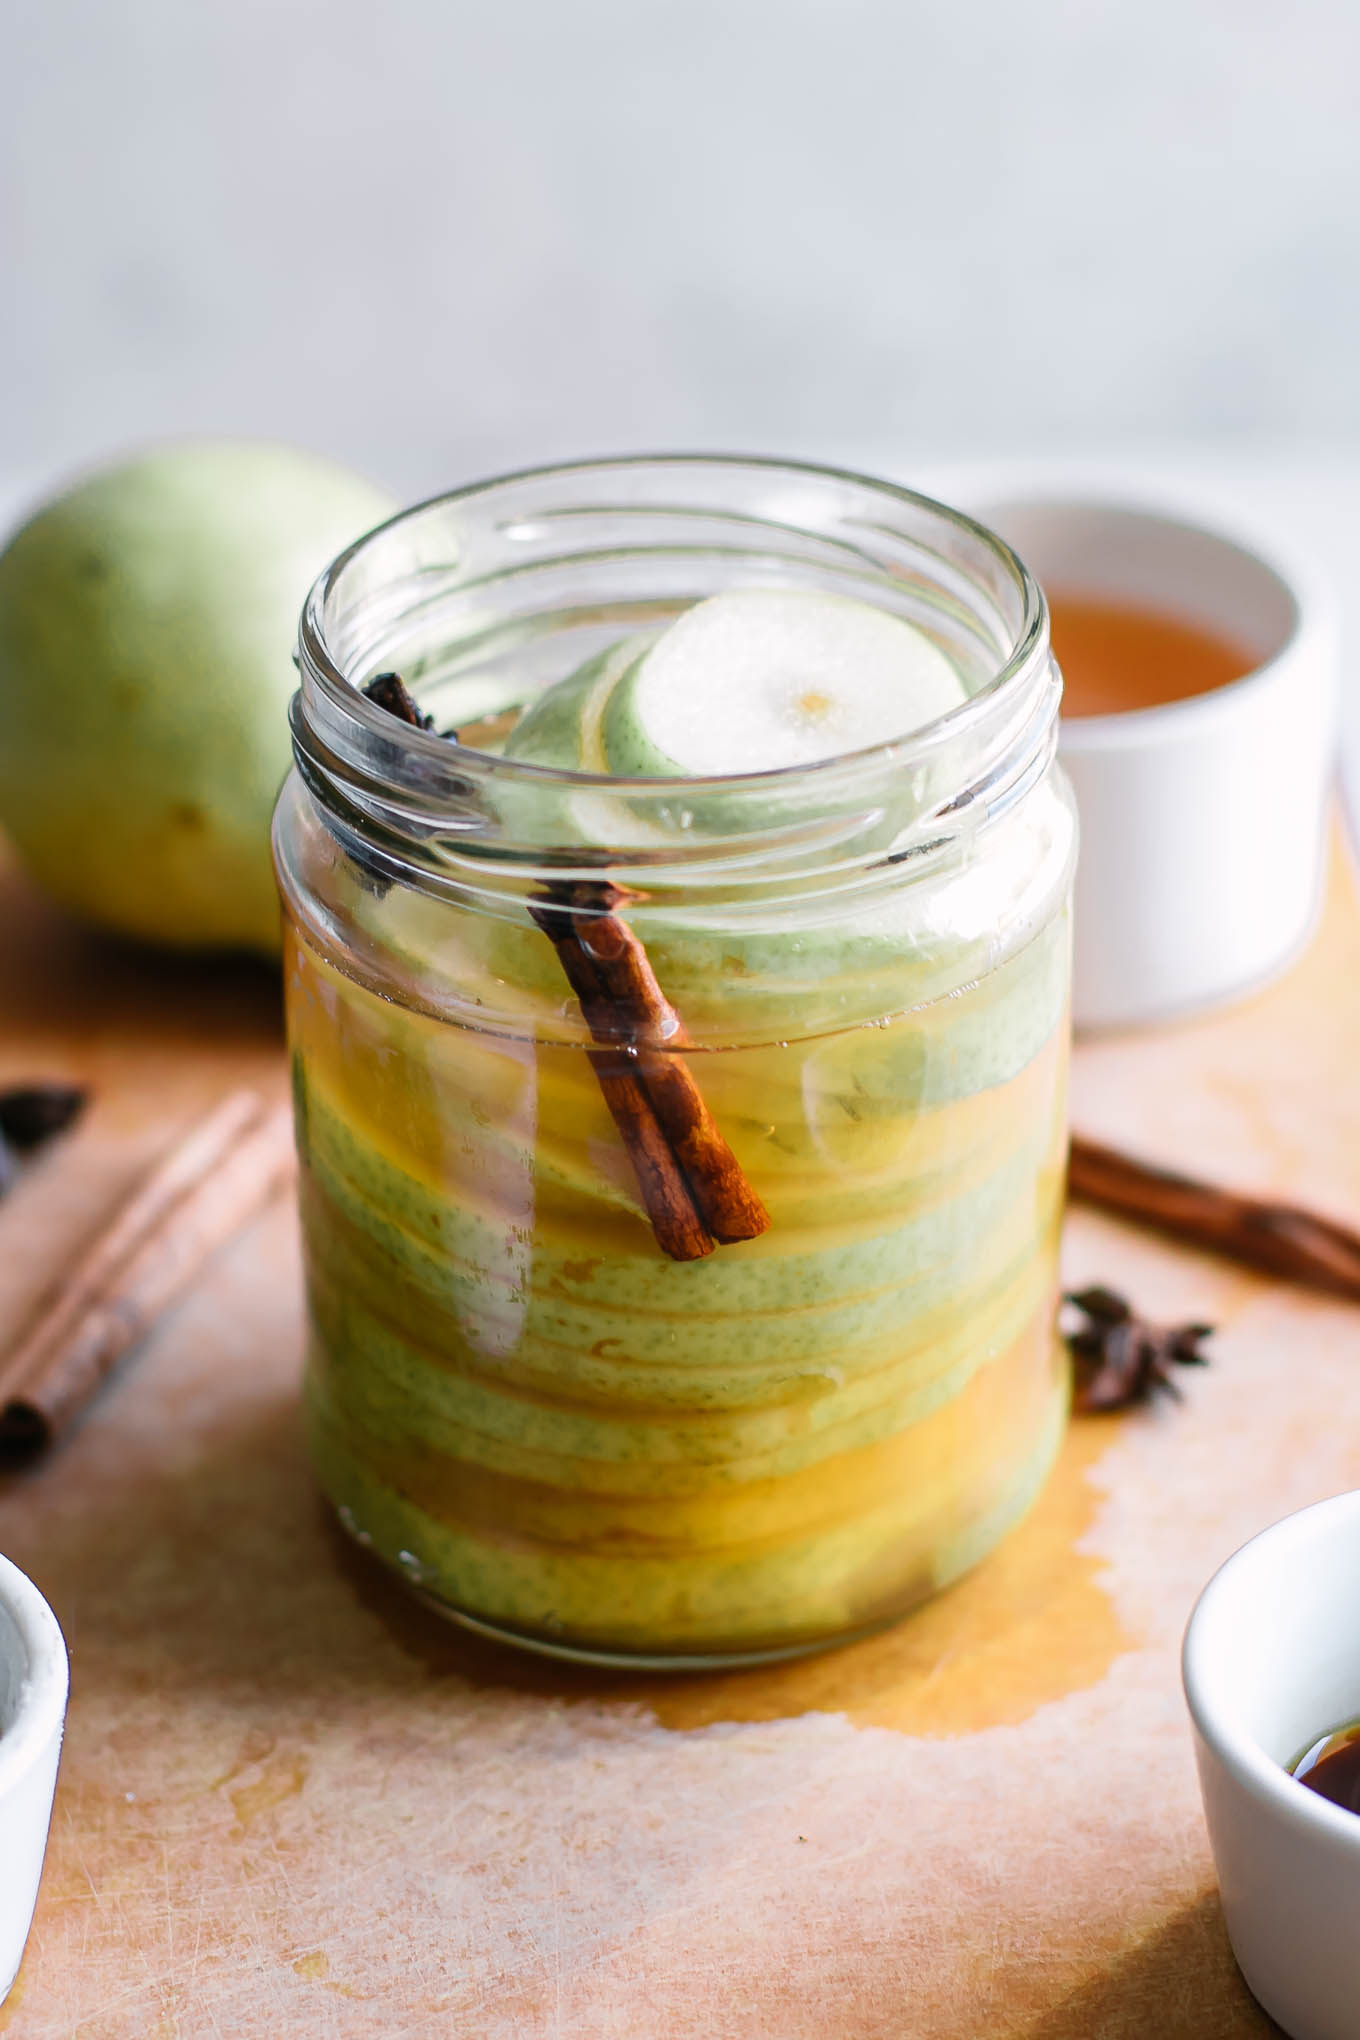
[6,0,1360,500]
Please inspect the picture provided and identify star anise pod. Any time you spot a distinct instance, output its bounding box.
[363,671,437,731]
[1063,1286,1214,1413]
[0,1084,89,1206]
[0,1084,88,1151]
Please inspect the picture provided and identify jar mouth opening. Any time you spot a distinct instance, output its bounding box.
[298,452,1050,799]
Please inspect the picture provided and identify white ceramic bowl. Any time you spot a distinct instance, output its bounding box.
[965,491,1339,1031]
[1183,1491,1360,2040]
[0,1553,68,2002]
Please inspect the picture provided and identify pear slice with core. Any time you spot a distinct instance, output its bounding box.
[600,589,967,779]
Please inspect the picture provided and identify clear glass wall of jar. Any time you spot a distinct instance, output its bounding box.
[274,457,1077,1668]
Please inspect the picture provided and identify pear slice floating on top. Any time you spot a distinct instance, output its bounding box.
[600,589,967,779]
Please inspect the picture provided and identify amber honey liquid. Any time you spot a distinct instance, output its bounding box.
[1049,593,1256,718]
[1292,1719,1360,1815]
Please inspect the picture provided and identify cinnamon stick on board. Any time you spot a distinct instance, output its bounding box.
[0,1090,295,1458]
[1068,1135,1360,1303]
[530,882,770,1262]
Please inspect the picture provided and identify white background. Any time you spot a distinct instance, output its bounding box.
[7,0,1360,500]
[6,1,1360,822]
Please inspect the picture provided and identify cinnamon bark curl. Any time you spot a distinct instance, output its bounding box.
[530,882,770,1262]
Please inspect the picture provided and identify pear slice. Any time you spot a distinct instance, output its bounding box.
[601,588,966,779]
[502,631,653,772]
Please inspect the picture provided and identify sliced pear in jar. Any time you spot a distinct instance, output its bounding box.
[501,631,653,773]
[599,588,967,779]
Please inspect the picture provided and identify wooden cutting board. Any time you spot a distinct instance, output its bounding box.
[7,838,1358,2038]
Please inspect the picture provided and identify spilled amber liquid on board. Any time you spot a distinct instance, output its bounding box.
[337,1405,1131,1736]
[634,1409,1128,1734]
[1049,592,1257,719]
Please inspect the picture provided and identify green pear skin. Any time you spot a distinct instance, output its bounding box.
[0,442,394,953]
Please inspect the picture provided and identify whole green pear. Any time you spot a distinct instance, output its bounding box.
[0,442,394,953]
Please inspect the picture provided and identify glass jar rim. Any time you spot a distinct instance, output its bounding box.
[297,452,1049,797]
[288,454,1057,903]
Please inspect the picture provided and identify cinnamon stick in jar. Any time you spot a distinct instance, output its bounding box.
[581,1048,715,1264]
[356,675,770,1264]
[563,885,771,1246]
[530,882,770,1261]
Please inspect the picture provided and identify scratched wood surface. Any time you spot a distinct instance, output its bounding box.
[7,840,1360,2039]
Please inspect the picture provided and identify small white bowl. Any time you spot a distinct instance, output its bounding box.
[965,490,1339,1031]
[1183,1490,1360,2040]
[0,1553,68,2003]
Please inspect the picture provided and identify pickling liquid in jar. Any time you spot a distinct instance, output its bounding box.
[275,459,1078,1666]
[286,915,1069,1661]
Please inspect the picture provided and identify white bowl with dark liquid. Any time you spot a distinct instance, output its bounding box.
[1183,1490,1360,2040]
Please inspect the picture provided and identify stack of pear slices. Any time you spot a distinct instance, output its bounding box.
[504,589,967,779]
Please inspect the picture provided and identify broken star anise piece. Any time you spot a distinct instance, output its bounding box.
[0,1083,89,1207]
[362,671,436,731]
[1063,1286,1214,1414]
[0,1084,89,1151]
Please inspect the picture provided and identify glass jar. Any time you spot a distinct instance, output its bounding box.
[274,457,1076,1668]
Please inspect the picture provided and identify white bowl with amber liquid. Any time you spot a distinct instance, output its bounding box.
[1184,1491,1360,2040]
[963,492,1339,1031]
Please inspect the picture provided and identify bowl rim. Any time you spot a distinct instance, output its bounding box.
[1182,1488,1360,1852]
[0,1552,68,1804]
[940,473,1337,752]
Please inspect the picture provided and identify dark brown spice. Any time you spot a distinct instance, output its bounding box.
[1068,1136,1360,1303]
[0,1084,88,1205]
[557,884,769,1245]
[359,682,768,1262]
[1063,1286,1213,1413]
[0,1084,89,1151]
[355,674,448,898]
[363,672,436,731]
[0,1092,292,1461]
[530,882,770,1261]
